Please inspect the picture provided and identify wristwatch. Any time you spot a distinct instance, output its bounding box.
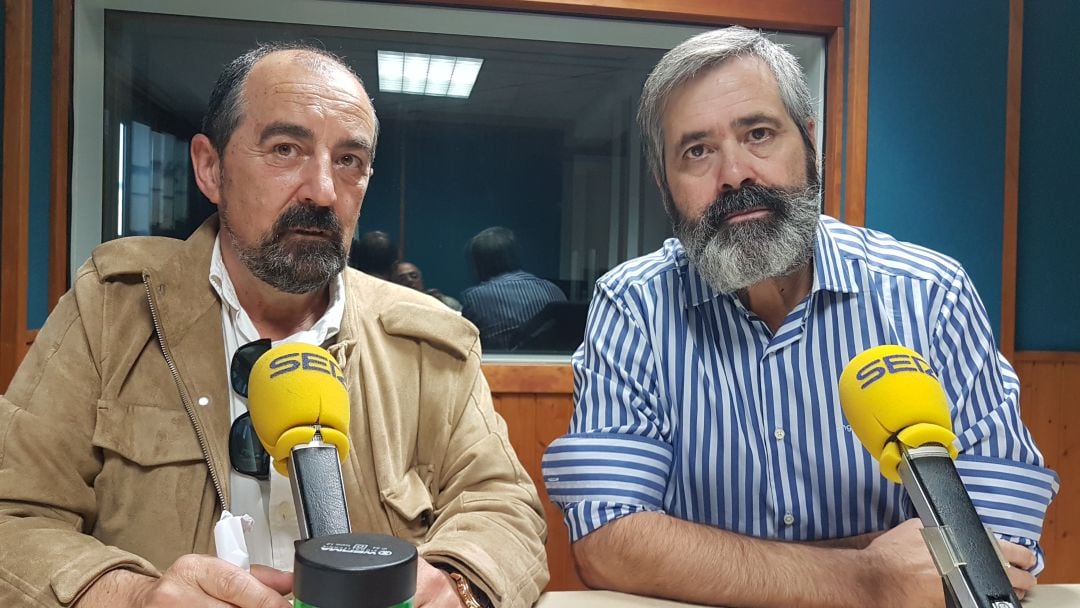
[447,570,492,608]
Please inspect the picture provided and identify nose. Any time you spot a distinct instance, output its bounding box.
[716,143,757,193]
[297,152,338,207]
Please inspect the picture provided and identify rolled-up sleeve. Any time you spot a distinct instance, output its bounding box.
[544,433,672,540]
[932,266,1059,574]
[956,454,1058,572]
[541,280,672,542]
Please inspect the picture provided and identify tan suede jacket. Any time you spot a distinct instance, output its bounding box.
[0,217,548,607]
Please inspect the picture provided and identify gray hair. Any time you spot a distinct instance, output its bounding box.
[638,26,815,187]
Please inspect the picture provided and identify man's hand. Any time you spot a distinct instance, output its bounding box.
[864,518,946,608]
[998,540,1038,600]
[76,554,292,608]
[865,519,1039,607]
[413,558,464,608]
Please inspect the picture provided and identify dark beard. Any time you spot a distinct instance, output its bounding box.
[225,202,347,294]
[672,179,821,295]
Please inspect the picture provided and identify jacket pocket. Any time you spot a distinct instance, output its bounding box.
[92,400,204,465]
[380,466,435,540]
[90,400,209,568]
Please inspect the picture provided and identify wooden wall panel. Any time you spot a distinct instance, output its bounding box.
[1,0,33,391]
[823,27,845,220]
[49,0,73,309]
[404,0,843,32]
[1015,353,1080,584]
[488,365,583,591]
[843,0,870,227]
[999,0,1023,360]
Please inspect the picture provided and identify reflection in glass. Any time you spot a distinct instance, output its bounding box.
[96,5,824,356]
[461,226,568,351]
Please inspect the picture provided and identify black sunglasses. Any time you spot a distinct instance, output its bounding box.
[229,339,272,480]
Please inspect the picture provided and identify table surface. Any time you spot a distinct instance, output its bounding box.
[536,585,1080,607]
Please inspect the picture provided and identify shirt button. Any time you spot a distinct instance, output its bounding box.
[783,513,795,526]
[197,396,211,407]
[774,428,786,440]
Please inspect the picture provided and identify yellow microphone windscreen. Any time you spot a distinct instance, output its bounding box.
[247,343,350,476]
[838,345,957,483]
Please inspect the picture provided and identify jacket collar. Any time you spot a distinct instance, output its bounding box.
[145,215,222,341]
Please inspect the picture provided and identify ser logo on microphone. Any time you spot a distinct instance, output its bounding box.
[855,352,937,389]
[268,351,346,386]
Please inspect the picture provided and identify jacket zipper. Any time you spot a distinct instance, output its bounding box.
[143,273,228,512]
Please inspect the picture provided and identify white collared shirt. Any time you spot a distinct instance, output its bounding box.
[209,235,345,567]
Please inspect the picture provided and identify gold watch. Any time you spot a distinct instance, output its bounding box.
[447,571,485,608]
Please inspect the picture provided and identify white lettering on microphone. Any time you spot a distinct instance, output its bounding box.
[320,542,393,556]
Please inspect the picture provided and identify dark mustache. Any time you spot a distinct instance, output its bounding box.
[272,203,342,239]
[698,184,788,231]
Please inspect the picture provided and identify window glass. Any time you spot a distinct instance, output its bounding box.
[80,1,825,357]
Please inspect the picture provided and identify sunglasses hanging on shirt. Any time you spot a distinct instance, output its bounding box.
[228,338,272,480]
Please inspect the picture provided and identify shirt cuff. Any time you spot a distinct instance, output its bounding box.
[992,532,1047,576]
[955,454,1059,554]
[542,432,672,541]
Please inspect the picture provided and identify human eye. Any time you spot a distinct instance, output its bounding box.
[273,142,297,157]
[684,144,708,160]
[747,127,773,143]
[337,152,370,173]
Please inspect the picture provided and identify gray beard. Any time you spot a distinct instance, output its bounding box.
[232,232,345,295]
[223,203,347,295]
[673,184,821,294]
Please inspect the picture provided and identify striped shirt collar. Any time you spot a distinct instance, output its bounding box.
[680,216,861,308]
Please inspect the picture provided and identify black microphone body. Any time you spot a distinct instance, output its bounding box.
[289,437,352,540]
[900,445,1020,608]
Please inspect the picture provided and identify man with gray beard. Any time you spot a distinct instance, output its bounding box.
[542,26,1053,608]
[0,43,547,608]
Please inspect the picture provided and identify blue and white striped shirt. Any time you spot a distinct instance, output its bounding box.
[542,216,1058,571]
[461,270,567,350]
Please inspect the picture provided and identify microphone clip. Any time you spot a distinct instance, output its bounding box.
[289,438,352,540]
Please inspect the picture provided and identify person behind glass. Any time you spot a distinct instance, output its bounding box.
[0,43,547,608]
[349,229,397,280]
[460,226,566,351]
[393,260,464,312]
[541,26,1056,608]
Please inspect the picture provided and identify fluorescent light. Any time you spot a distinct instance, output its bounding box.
[377,50,404,93]
[426,56,455,96]
[448,57,483,98]
[377,50,483,98]
[402,53,429,94]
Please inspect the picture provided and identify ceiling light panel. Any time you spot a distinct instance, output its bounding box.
[378,50,483,98]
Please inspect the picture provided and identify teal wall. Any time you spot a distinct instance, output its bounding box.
[864,0,1009,341]
[1015,0,1080,351]
[28,0,53,328]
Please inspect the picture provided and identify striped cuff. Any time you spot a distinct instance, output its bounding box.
[542,432,673,540]
[993,532,1047,576]
[956,454,1059,574]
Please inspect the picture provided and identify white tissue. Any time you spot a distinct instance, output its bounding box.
[214,510,254,570]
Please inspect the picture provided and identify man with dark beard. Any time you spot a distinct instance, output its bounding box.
[0,44,547,608]
[542,27,1054,608]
